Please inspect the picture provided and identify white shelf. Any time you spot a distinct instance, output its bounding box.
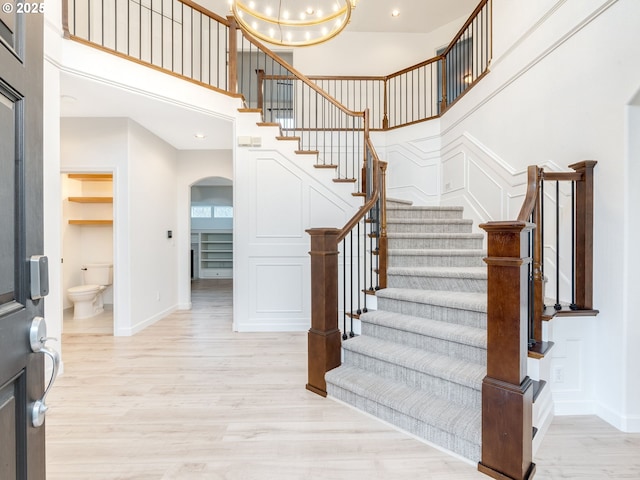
[197,231,232,278]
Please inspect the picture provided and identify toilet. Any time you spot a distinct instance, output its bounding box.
[67,263,113,320]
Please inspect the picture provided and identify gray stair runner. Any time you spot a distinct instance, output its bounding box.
[325,199,488,461]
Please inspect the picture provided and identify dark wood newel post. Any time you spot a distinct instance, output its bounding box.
[569,160,597,310]
[478,221,536,480]
[306,228,342,397]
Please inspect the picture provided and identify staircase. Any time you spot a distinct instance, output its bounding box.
[325,199,488,461]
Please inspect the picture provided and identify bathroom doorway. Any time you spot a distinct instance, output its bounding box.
[190,177,233,298]
[61,172,115,335]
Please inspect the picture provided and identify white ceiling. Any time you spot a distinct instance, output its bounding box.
[200,0,478,34]
[60,0,478,151]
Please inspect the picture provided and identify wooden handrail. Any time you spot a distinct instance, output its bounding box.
[179,0,231,26]
[233,23,365,119]
[517,166,543,222]
[442,0,491,57]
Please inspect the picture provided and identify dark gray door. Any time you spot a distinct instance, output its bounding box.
[0,4,45,479]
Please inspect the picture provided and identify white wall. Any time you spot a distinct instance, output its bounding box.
[127,120,179,332]
[624,99,640,430]
[293,16,471,76]
[233,112,361,331]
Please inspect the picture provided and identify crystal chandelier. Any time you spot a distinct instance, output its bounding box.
[231,1,357,47]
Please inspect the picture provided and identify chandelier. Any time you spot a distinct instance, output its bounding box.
[231,1,358,47]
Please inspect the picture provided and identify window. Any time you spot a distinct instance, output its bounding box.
[214,206,233,218]
[191,206,212,218]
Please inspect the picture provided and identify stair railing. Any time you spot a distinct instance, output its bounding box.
[478,160,597,480]
[294,0,492,130]
[232,20,366,182]
[306,127,387,397]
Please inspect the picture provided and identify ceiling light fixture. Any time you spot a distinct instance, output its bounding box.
[194,133,207,139]
[391,9,400,17]
[231,1,355,47]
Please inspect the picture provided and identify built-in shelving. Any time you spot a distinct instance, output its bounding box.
[68,219,113,225]
[67,174,114,225]
[198,231,233,278]
[68,196,113,203]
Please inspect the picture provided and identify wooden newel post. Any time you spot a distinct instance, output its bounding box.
[478,221,536,480]
[569,160,597,310]
[227,16,238,95]
[305,228,342,397]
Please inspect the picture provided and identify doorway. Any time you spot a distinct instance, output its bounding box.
[189,177,233,305]
[60,172,115,335]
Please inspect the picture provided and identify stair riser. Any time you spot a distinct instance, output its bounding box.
[389,254,485,268]
[387,237,484,250]
[343,349,481,409]
[327,383,481,461]
[376,297,487,329]
[361,323,486,365]
[387,274,487,293]
[387,223,473,234]
[387,208,463,220]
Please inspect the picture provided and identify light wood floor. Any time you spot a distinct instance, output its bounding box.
[47,280,640,479]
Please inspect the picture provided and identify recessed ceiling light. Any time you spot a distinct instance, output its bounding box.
[194,133,206,139]
[391,9,400,17]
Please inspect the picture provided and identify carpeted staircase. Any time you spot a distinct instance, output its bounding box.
[325,199,488,461]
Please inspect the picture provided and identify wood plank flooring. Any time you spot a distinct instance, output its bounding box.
[46,280,640,479]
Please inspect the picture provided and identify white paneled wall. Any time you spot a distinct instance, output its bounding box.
[233,112,361,332]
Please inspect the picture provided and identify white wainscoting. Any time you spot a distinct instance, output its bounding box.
[234,112,361,332]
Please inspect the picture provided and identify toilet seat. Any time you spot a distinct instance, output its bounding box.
[68,284,101,294]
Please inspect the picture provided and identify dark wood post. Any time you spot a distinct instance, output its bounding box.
[382,79,389,130]
[569,160,597,310]
[227,16,238,94]
[306,228,342,397]
[256,69,265,119]
[478,221,536,480]
[440,55,447,113]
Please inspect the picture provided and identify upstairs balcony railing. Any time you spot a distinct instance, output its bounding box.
[63,0,492,132]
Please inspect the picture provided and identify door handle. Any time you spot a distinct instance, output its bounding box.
[29,316,60,427]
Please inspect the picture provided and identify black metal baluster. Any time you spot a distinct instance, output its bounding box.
[357,221,362,316]
[528,213,536,348]
[555,180,561,310]
[342,237,348,340]
[349,228,354,337]
[541,179,546,308]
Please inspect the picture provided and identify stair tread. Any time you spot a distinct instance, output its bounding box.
[388,248,486,256]
[342,336,485,389]
[376,288,487,313]
[387,232,484,239]
[387,266,487,279]
[326,365,481,445]
[386,197,413,205]
[388,218,473,224]
[361,310,487,349]
[387,206,463,211]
